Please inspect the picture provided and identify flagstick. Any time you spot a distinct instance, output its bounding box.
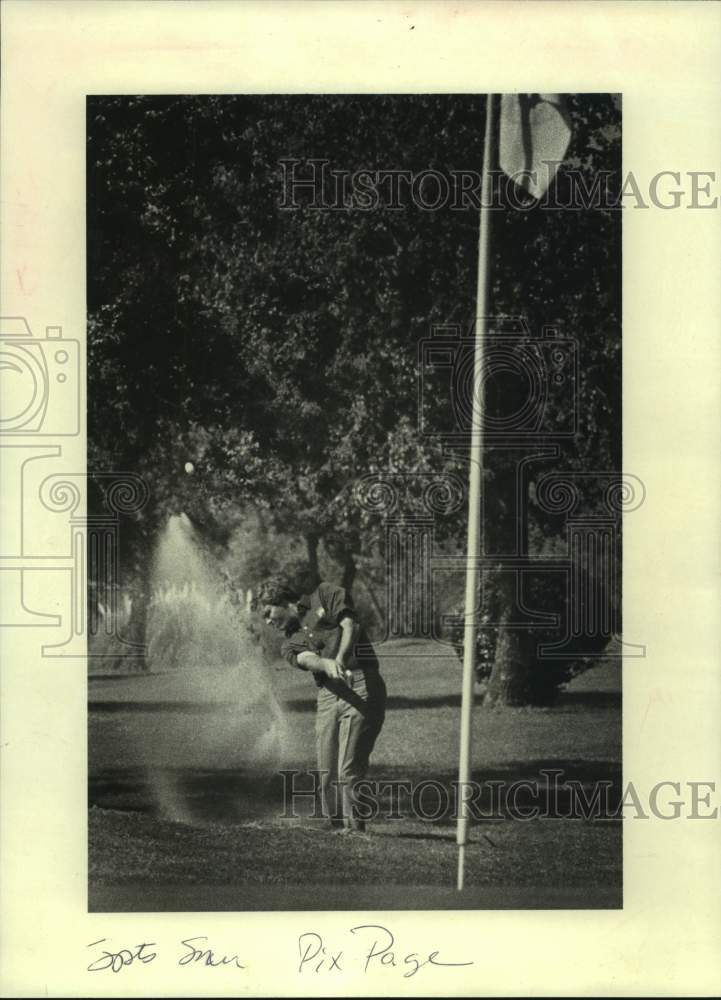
[456,93,496,892]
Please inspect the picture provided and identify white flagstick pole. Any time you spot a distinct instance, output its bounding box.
[456,93,496,892]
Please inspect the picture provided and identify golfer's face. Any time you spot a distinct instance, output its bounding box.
[263,604,289,629]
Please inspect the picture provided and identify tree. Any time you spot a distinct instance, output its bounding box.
[88,95,480,577]
[88,94,621,699]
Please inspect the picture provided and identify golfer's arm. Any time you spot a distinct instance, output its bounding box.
[296,651,336,676]
[336,615,359,665]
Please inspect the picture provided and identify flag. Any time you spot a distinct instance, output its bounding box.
[498,94,572,198]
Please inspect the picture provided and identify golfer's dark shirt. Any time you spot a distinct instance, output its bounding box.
[281,582,380,687]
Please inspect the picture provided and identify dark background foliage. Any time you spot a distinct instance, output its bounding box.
[87,93,621,703]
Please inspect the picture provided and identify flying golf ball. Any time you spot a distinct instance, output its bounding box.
[184,461,195,475]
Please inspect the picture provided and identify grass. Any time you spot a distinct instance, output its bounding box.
[88,639,621,911]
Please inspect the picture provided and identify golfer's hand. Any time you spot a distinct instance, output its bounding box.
[335,659,352,682]
[318,658,341,679]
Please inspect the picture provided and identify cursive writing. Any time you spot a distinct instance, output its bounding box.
[298,924,473,978]
[86,936,245,973]
[178,936,245,969]
[86,939,157,973]
[86,925,470,980]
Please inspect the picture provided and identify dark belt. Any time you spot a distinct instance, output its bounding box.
[320,664,378,691]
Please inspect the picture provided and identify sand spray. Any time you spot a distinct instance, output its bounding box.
[142,514,293,823]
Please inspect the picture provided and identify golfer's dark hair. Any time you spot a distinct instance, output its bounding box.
[256,577,300,607]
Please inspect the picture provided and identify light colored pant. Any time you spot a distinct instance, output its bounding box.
[315,668,386,829]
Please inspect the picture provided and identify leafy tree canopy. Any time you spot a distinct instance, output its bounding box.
[88,93,621,596]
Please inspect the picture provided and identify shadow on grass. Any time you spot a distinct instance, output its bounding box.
[89,701,234,714]
[89,688,620,715]
[395,831,458,843]
[90,880,622,912]
[89,757,622,825]
[274,690,621,712]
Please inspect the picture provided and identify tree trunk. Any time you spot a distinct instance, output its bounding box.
[322,535,358,596]
[483,572,529,706]
[341,552,357,596]
[358,571,385,631]
[481,453,533,706]
[305,532,320,589]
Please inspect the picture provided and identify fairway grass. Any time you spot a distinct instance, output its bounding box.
[89,639,621,910]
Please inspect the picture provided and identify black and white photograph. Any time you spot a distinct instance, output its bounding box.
[2,2,720,996]
[87,91,625,912]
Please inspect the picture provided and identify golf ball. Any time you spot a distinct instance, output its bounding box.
[184,461,195,475]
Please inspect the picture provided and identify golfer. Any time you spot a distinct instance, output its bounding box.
[258,577,386,833]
